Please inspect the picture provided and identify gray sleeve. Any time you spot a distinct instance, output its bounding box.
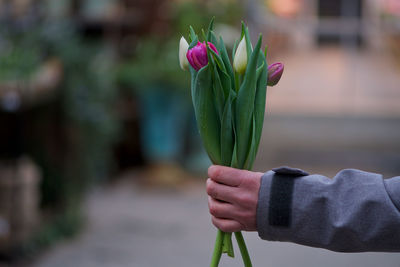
[256,167,400,252]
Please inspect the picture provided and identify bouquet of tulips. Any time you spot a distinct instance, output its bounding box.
[179,19,283,267]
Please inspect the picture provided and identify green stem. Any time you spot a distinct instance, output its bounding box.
[235,72,244,93]
[235,231,252,267]
[222,232,234,257]
[210,230,224,267]
[235,72,240,92]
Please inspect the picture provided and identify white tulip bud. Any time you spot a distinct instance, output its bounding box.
[179,36,189,71]
[233,37,247,74]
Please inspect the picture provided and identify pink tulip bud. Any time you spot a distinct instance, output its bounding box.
[186,41,218,71]
[267,62,284,86]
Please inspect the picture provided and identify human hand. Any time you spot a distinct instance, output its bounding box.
[206,165,263,232]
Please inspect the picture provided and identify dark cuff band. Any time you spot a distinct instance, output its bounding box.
[268,167,309,227]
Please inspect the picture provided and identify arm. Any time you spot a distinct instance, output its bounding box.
[257,167,400,252]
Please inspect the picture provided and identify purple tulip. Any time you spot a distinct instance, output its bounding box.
[186,41,218,71]
[267,62,284,86]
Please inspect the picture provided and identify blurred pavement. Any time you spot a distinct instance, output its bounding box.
[33,176,400,267]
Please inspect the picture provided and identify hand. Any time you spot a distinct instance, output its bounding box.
[206,165,263,232]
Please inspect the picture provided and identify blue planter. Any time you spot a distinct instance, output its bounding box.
[138,89,189,162]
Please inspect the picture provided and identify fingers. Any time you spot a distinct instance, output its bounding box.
[211,216,244,232]
[206,178,237,203]
[206,165,262,233]
[208,196,235,219]
[208,165,244,186]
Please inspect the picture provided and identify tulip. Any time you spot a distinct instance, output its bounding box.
[233,37,247,74]
[267,62,284,86]
[186,41,218,71]
[179,37,189,70]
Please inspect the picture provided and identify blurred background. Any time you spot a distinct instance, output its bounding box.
[0,0,400,266]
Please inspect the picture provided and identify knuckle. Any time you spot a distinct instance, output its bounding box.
[225,223,240,233]
[209,166,222,180]
[206,179,215,195]
[236,193,251,205]
[207,184,220,200]
[220,225,231,232]
[235,210,246,221]
[212,217,232,232]
[209,204,218,216]
[236,170,249,186]
[240,172,261,189]
[236,193,257,208]
[218,223,230,232]
[211,216,220,228]
[208,165,217,178]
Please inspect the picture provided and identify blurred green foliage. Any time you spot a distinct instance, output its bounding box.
[116,0,243,92]
[117,37,190,92]
[21,204,84,257]
[171,0,243,36]
[46,21,119,186]
[0,32,41,82]
[19,19,119,205]
[0,16,120,254]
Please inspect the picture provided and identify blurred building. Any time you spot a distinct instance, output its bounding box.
[260,0,400,50]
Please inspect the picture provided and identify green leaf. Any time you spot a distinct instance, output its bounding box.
[243,116,257,170]
[189,66,198,105]
[202,29,207,42]
[240,22,245,40]
[256,61,265,81]
[264,44,268,59]
[206,18,217,45]
[212,66,225,119]
[189,26,198,48]
[208,17,215,32]
[209,48,226,73]
[231,138,238,168]
[217,68,231,101]
[209,45,231,100]
[253,53,268,154]
[232,39,239,63]
[220,91,235,166]
[241,51,267,170]
[206,41,215,73]
[208,31,218,47]
[242,23,253,63]
[235,34,262,169]
[192,65,221,164]
[218,37,235,92]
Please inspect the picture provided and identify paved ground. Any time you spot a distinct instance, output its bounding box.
[32,175,400,267]
[32,46,400,267]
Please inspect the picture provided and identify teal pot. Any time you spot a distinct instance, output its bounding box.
[138,88,189,163]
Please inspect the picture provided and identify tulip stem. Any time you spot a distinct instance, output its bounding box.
[235,231,252,267]
[235,72,243,92]
[210,230,223,267]
[222,232,234,257]
[235,72,240,92]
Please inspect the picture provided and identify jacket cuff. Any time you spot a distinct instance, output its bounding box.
[256,166,308,241]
